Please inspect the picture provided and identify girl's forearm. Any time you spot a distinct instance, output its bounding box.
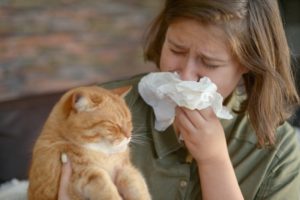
[197,154,244,200]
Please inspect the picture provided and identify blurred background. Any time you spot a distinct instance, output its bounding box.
[0,0,299,124]
[0,0,299,102]
[0,0,161,101]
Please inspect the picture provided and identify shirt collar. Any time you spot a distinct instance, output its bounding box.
[221,90,257,143]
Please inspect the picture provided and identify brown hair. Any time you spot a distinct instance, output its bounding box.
[144,0,299,147]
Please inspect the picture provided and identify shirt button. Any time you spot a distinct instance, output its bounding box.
[180,180,188,188]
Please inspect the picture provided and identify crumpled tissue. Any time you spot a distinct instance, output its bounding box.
[138,72,233,131]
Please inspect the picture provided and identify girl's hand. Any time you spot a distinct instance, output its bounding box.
[58,154,72,200]
[174,106,229,165]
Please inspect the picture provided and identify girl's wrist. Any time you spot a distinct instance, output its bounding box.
[195,151,231,168]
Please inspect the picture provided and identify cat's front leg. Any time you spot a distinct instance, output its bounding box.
[115,166,151,200]
[77,168,123,200]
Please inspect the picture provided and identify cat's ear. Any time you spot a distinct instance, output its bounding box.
[111,86,132,99]
[71,92,91,112]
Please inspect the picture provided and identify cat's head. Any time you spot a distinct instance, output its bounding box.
[55,86,133,154]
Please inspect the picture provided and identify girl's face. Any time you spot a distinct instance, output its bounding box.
[160,19,248,99]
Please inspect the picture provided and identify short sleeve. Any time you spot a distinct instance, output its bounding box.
[255,124,300,200]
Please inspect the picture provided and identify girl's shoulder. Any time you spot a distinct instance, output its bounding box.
[100,73,147,89]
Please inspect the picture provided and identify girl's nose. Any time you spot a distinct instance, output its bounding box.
[178,58,201,81]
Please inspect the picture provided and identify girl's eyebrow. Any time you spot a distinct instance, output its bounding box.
[167,38,187,49]
[202,54,228,63]
[168,38,228,63]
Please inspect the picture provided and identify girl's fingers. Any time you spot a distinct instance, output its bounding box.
[196,106,217,121]
[58,154,72,200]
[175,107,197,132]
[177,106,215,129]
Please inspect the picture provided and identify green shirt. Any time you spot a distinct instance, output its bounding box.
[102,73,300,200]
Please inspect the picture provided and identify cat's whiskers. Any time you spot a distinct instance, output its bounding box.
[130,139,148,145]
[132,124,148,133]
[130,134,152,145]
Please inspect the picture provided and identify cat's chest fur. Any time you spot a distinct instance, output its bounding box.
[67,142,130,179]
[83,137,131,155]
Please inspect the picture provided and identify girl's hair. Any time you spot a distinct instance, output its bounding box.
[144,0,299,147]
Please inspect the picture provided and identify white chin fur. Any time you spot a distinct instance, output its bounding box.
[84,138,130,155]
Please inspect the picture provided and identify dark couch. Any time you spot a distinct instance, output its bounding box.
[0,91,65,183]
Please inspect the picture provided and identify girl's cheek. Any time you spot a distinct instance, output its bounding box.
[161,54,181,72]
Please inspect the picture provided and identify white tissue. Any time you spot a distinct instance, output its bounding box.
[138,72,233,131]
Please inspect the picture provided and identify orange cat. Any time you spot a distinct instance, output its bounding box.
[28,86,151,200]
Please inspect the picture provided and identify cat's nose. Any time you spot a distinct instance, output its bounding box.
[121,126,131,138]
[124,131,131,138]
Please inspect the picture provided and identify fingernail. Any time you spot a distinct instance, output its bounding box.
[61,153,68,164]
[178,133,184,141]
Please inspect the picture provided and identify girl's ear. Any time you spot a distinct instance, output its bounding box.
[240,64,250,74]
[111,86,132,98]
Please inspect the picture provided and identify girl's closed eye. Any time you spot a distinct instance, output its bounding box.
[170,48,186,55]
[204,63,221,69]
[202,58,226,69]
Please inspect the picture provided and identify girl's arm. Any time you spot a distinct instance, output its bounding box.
[175,107,243,200]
